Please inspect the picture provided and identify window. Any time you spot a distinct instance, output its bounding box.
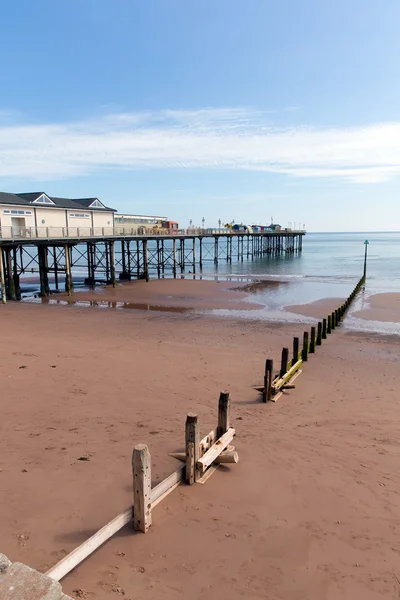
[32,194,55,205]
[69,213,90,218]
[89,199,105,209]
[3,209,32,215]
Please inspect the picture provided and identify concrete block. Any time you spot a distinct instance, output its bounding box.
[0,560,63,600]
[0,553,11,574]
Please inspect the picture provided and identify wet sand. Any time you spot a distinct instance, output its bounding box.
[53,278,264,311]
[284,297,346,319]
[353,292,400,322]
[1,294,400,599]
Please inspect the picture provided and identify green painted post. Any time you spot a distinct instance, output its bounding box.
[310,326,316,353]
[302,332,309,361]
[317,322,322,345]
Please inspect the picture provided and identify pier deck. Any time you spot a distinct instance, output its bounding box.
[0,229,305,302]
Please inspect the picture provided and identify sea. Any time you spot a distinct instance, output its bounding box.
[20,231,400,334]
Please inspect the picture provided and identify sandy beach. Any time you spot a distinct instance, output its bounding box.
[1,281,400,599]
[353,292,400,323]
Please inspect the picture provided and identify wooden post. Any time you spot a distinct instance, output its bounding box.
[263,359,273,402]
[280,347,289,377]
[317,321,322,345]
[132,444,152,533]
[322,318,327,339]
[293,336,299,363]
[64,244,73,296]
[331,311,336,330]
[217,391,230,439]
[310,326,316,353]
[185,413,199,484]
[0,247,6,304]
[302,331,309,361]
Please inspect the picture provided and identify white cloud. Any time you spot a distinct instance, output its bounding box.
[0,108,400,183]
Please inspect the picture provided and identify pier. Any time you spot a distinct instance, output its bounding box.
[0,228,305,302]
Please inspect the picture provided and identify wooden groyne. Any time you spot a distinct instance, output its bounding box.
[259,273,366,402]
[0,229,305,302]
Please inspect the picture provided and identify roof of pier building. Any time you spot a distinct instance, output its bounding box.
[0,191,116,212]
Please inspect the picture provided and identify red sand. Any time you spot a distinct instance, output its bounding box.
[285,297,347,319]
[1,287,400,599]
[353,292,400,322]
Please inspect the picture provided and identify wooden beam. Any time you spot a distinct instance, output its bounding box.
[45,506,132,581]
[273,358,303,391]
[150,465,184,506]
[132,444,152,533]
[169,449,238,465]
[199,427,217,455]
[196,428,235,475]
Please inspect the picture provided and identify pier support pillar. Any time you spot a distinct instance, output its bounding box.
[64,244,73,296]
[173,238,177,278]
[0,247,6,303]
[143,239,149,281]
[109,240,116,287]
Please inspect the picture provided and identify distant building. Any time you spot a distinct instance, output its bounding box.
[0,191,115,236]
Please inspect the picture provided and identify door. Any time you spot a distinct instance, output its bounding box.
[11,217,26,237]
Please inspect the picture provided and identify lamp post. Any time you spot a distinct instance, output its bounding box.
[202,217,205,230]
[218,218,221,231]
[363,239,369,279]
[189,219,192,230]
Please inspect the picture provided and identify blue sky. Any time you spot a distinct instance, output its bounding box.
[1,0,399,231]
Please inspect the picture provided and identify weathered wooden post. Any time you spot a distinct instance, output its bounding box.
[263,359,273,402]
[185,413,200,484]
[331,311,336,330]
[293,336,299,363]
[0,247,6,304]
[317,322,322,345]
[322,318,327,339]
[132,444,152,533]
[327,314,332,334]
[302,331,309,361]
[310,326,316,353]
[280,347,289,377]
[217,391,230,438]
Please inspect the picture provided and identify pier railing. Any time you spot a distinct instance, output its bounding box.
[0,225,306,242]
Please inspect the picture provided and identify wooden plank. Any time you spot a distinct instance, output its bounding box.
[150,465,184,505]
[46,464,185,582]
[196,428,235,475]
[217,391,230,438]
[169,449,238,464]
[132,444,152,533]
[199,427,217,455]
[197,464,218,484]
[185,413,200,484]
[273,358,303,391]
[45,507,132,581]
